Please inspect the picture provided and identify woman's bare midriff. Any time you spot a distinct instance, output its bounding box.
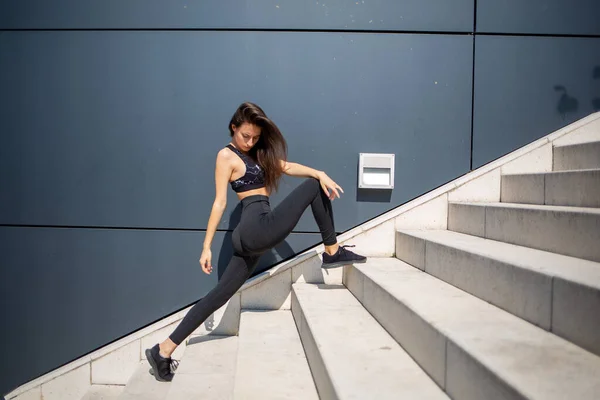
[236,187,270,201]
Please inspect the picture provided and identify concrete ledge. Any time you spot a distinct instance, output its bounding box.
[500,143,553,175]
[12,387,41,400]
[292,254,343,285]
[448,168,501,203]
[91,340,140,385]
[546,112,600,143]
[395,194,448,230]
[189,293,241,337]
[552,117,600,147]
[340,219,395,257]
[41,364,90,400]
[242,268,292,310]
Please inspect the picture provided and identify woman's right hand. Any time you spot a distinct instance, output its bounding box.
[199,249,213,275]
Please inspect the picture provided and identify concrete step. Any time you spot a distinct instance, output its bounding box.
[117,362,171,400]
[291,283,449,400]
[448,202,600,262]
[233,310,318,399]
[81,385,124,400]
[165,335,237,400]
[345,258,600,400]
[501,169,600,207]
[553,142,600,171]
[396,229,600,356]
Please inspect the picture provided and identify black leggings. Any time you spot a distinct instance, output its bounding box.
[169,177,337,345]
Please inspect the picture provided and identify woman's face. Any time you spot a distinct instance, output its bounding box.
[232,123,261,152]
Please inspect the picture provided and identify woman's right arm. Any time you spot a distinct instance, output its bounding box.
[199,150,232,273]
[203,149,232,251]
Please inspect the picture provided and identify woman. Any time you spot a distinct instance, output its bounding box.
[146,102,367,381]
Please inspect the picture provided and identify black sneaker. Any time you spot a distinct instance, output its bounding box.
[145,344,179,382]
[321,245,367,269]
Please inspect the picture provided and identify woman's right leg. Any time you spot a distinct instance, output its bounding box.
[146,251,260,381]
[168,252,261,345]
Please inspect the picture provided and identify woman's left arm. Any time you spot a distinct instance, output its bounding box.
[280,160,321,179]
[281,160,344,200]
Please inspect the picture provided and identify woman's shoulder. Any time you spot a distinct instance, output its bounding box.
[217,146,236,164]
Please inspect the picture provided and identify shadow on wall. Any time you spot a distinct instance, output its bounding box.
[554,65,600,118]
[554,85,579,120]
[356,188,392,202]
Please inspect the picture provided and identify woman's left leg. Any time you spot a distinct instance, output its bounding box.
[242,178,337,253]
[241,178,366,268]
[262,177,367,267]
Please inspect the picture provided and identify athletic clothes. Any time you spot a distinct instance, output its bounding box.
[168,177,337,345]
[226,144,266,193]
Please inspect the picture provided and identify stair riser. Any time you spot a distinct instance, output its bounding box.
[448,203,600,262]
[346,266,528,400]
[552,278,600,357]
[501,170,600,207]
[395,231,600,356]
[553,142,600,171]
[446,342,525,400]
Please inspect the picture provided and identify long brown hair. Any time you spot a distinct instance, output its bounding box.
[228,102,288,193]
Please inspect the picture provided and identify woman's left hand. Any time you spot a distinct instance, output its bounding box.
[318,172,344,200]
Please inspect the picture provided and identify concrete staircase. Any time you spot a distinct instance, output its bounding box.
[7,112,600,400]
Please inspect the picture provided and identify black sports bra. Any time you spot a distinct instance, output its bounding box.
[226,144,266,193]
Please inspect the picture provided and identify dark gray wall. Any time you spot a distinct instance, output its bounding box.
[0,31,473,230]
[477,0,600,35]
[0,0,474,31]
[473,36,600,168]
[1,0,598,396]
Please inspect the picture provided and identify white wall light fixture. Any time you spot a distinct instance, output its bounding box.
[358,153,395,189]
